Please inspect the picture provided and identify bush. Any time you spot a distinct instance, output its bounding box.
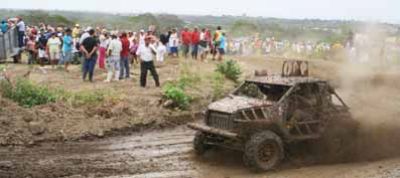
[56,89,106,107]
[216,59,242,82]
[0,79,56,108]
[162,83,191,109]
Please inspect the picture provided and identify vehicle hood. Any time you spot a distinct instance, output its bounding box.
[208,95,274,114]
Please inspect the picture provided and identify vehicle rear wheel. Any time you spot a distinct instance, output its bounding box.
[193,132,212,155]
[243,131,284,171]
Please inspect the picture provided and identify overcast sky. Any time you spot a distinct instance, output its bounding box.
[2,0,400,23]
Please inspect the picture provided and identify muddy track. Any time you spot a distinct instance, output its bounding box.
[0,125,400,178]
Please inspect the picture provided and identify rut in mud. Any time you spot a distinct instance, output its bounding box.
[1,125,400,178]
[0,127,198,178]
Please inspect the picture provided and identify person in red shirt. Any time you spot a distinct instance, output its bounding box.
[191,27,200,60]
[120,32,131,80]
[181,27,192,58]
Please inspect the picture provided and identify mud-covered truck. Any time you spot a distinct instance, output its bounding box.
[188,60,358,171]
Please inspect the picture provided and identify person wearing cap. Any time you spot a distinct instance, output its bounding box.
[119,32,131,80]
[136,36,160,87]
[80,29,98,82]
[62,28,73,72]
[105,32,122,82]
[46,32,62,68]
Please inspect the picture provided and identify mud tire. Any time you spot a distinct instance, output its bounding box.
[193,132,211,155]
[243,131,284,172]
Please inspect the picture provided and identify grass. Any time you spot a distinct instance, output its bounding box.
[0,78,109,108]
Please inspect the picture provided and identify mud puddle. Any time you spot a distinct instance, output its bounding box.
[0,125,399,178]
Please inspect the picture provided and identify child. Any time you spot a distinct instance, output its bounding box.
[26,36,36,65]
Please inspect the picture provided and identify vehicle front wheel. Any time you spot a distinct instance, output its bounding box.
[244,131,284,172]
[193,132,212,155]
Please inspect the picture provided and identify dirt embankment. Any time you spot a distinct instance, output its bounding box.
[0,59,235,146]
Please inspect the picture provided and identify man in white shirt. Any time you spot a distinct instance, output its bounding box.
[136,37,160,87]
[16,17,25,47]
[105,32,122,82]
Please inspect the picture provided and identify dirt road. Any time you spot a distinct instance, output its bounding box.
[0,125,399,178]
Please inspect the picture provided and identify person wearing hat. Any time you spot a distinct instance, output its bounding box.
[62,28,73,72]
[136,36,160,87]
[46,32,62,68]
[105,31,122,82]
[80,29,98,82]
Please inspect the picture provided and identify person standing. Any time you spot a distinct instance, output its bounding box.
[119,32,131,80]
[138,29,146,47]
[181,27,191,58]
[136,37,160,88]
[37,30,48,68]
[217,32,226,61]
[105,32,122,82]
[199,28,208,61]
[80,29,98,82]
[46,33,61,68]
[16,17,26,48]
[1,20,8,33]
[98,31,109,70]
[62,28,73,72]
[26,36,36,65]
[191,27,200,60]
[212,26,222,60]
[169,29,179,57]
[130,38,139,65]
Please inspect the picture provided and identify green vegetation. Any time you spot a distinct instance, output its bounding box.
[211,72,225,100]
[162,83,191,109]
[0,78,107,108]
[0,79,57,108]
[216,60,242,83]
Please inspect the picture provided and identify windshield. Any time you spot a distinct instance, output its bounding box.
[234,82,290,101]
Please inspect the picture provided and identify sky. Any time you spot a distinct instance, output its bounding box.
[2,0,400,23]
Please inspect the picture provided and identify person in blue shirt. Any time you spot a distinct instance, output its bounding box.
[217,32,226,61]
[62,28,73,72]
[1,20,8,33]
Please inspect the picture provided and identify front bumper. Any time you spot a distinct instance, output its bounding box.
[187,123,238,139]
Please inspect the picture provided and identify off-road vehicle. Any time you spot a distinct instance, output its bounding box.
[188,60,358,171]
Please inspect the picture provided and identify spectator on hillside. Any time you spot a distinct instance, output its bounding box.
[26,36,36,65]
[169,28,179,57]
[1,20,8,33]
[136,37,160,88]
[98,30,109,70]
[119,32,131,80]
[37,30,48,67]
[199,28,208,61]
[129,38,139,64]
[181,27,191,58]
[46,32,62,68]
[62,28,73,72]
[105,32,122,83]
[80,29,98,82]
[191,27,200,60]
[16,17,26,48]
[138,29,146,47]
[212,26,222,60]
[217,32,226,61]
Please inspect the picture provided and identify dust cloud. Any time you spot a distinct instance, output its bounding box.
[333,23,400,161]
